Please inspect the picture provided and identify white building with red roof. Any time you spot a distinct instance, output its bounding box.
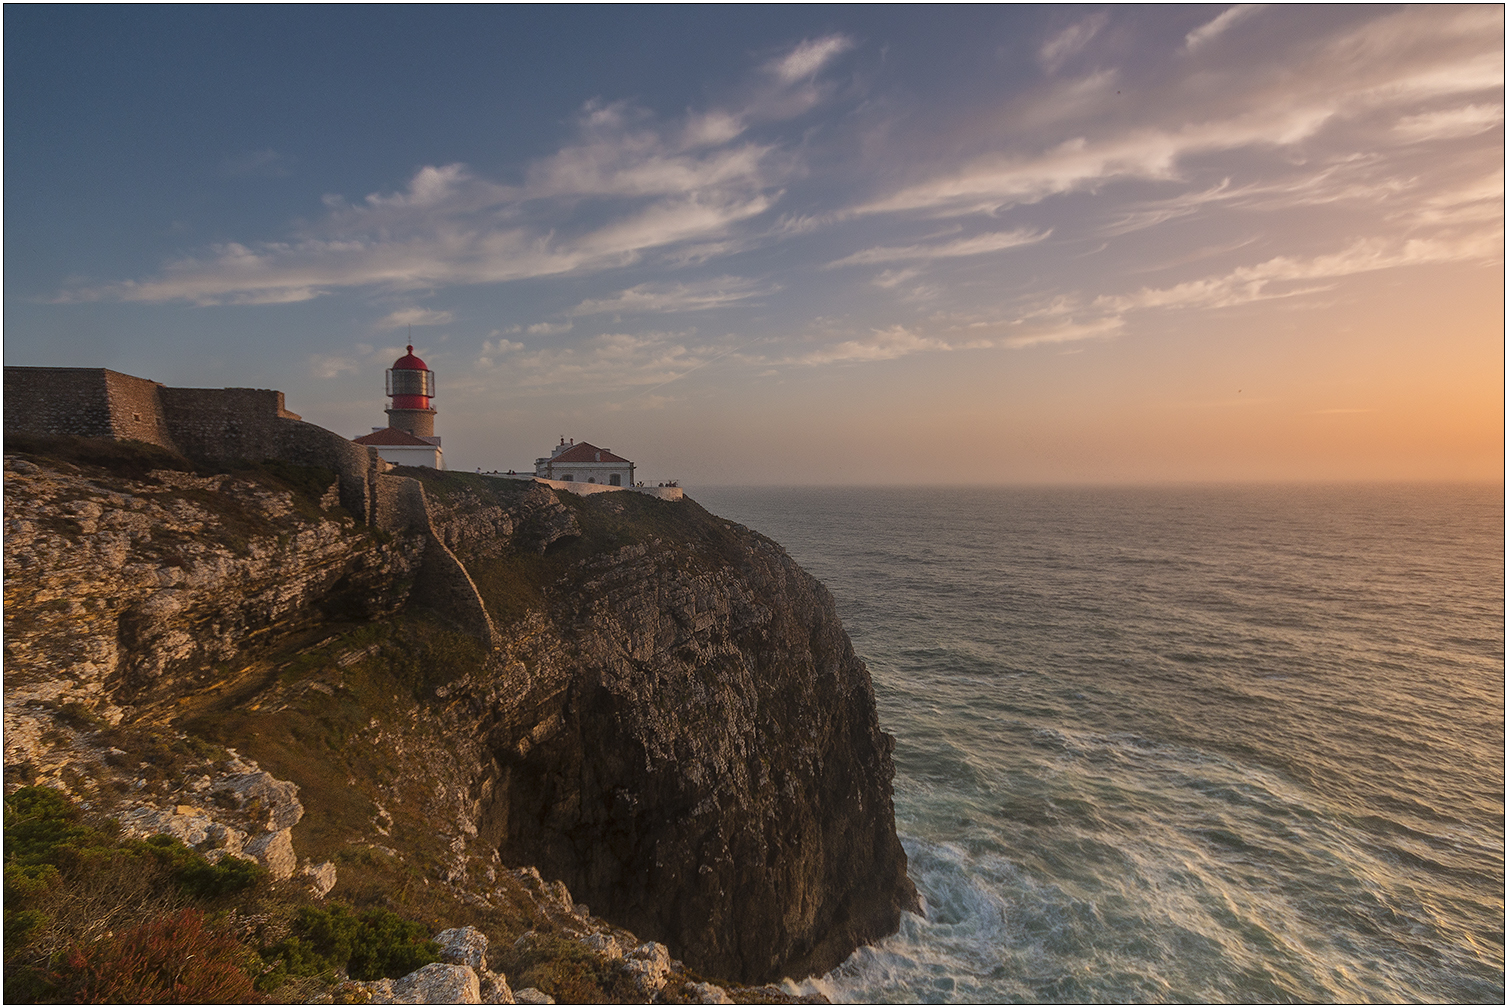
[534,438,634,487]
[353,425,444,469]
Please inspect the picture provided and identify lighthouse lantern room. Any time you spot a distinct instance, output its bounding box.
[385,345,437,438]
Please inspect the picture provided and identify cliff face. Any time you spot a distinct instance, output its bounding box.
[2,440,917,985]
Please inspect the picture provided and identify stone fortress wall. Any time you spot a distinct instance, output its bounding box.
[4,366,496,645]
[6,367,176,448]
[6,368,389,527]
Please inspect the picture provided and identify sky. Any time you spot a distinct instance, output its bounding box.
[5,5,1503,485]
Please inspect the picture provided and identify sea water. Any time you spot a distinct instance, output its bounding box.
[691,484,1505,1004]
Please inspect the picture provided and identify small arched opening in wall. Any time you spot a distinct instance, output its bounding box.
[587,477,597,484]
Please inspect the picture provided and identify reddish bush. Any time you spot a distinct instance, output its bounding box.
[57,908,261,1004]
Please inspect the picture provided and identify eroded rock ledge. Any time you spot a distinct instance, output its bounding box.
[3,442,917,986]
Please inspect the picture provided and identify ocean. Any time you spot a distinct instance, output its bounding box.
[691,484,1505,1005]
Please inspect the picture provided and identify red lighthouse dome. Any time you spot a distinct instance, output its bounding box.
[392,346,429,372]
[384,345,437,436]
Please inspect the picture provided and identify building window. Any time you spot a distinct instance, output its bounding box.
[563,474,573,481]
[587,477,596,483]
[609,473,621,486]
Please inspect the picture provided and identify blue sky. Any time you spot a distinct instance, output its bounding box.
[6,5,1502,483]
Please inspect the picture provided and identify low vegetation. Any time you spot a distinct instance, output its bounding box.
[1,786,445,1003]
[492,932,643,1003]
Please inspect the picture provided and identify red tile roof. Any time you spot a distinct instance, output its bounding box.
[550,442,630,464]
[353,427,437,446]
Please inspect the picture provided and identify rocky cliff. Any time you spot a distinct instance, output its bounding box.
[2,436,918,987]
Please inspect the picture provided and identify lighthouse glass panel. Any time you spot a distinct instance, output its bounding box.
[386,369,433,397]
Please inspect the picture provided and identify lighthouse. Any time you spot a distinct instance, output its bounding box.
[385,345,436,437]
[351,346,444,468]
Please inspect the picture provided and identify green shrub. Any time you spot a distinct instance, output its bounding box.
[4,786,265,972]
[124,834,266,899]
[261,903,438,983]
[492,931,642,1004]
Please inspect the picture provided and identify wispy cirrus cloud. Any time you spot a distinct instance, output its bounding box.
[467,329,738,398]
[309,353,360,378]
[791,325,990,366]
[61,36,857,307]
[1039,14,1108,73]
[1393,103,1503,143]
[1099,161,1416,237]
[856,7,1500,220]
[567,276,774,316]
[1185,5,1267,51]
[1095,232,1502,313]
[376,307,454,329]
[786,312,1125,366]
[1403,170,1505,227]
[221,148,295,178]
[769,34,855,84]
[827,228,1049,266]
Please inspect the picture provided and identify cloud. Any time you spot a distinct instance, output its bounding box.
[523,104,776,199]
[568,276,774,316]
[1096,233,1503,313]
[767,35,855,84]
[1393,103,1504,142]
[858,7,1501,220]
[1405,170,1505,227]
[376,307,455,329]
[221,149,294,178]
[787,312,1125,365]
[828,228,1050,266]
[1039,14,1108,73]
[465,330,737,396]
[1185,4,1267,51]
[792,325,987,365]
[309,354,359,378]
[746,34,858,120]
[854,109,1335,217]
[871,268,921,288]
[1002,316,1125,349]
[1100,162,1417,237]
[65,37,864,307]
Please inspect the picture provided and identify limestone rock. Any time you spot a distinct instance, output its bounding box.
[580,931,622,960]
[218,769,303,831]
[479,968,515,1004]
[687,981,736,1004]
[436,925,489,968]
[243,828,297,881]
[302,860,337,898]
[622,941,672,996]
[512,988,554,1005]
[356,963,482,1004]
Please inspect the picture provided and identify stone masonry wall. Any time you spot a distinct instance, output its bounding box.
[103,370,178,450]
[157,386,299,462]
[4,367,177,450]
